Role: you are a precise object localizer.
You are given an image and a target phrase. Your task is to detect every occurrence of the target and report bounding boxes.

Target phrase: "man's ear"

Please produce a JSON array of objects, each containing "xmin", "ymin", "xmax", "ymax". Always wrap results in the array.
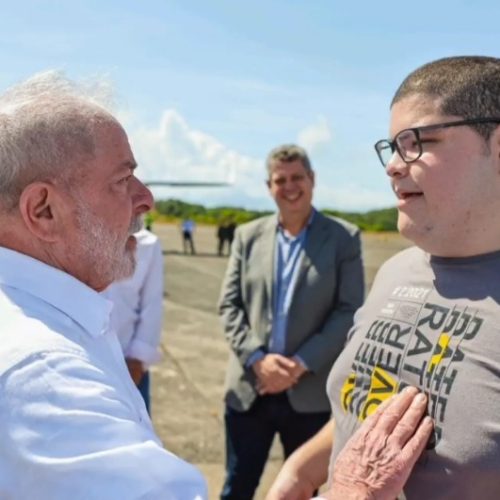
[
  {"xmin": 309, "ymin": 169, "xmax": 315, "ymax": 187},
  {"xmin": 18, "ymin": 182, "xmax": 64, "ymax": 242}
]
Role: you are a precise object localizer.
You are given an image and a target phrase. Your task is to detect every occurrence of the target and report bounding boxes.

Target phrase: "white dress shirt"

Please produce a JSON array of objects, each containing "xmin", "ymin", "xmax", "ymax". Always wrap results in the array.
[
  {"xmin": 0, "ymin": 247, "xmax": 207, "ymax": 500},
  {"xmin": 102, "ymin": 229, "xmax": 163, "ymax": 366}
]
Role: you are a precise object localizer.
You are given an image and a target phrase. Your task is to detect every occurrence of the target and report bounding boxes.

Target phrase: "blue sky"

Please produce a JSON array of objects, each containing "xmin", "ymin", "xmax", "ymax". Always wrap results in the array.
[{"xmin": 2, "ymin": 0, "xmax": 500, "ymax": 211}]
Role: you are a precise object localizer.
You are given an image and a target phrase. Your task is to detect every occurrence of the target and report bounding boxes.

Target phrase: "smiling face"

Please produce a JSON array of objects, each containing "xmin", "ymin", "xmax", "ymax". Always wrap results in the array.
[
  {"xmin": 61, "ymin": 120, "xmax": 153, "ymax": 290},
  {"xmin": 267, "ymin": 159, "xmax": 314, "ymax": 223},
  {"xmin": 386, "ymin": 94, "xmax": 500, "ymax": 256}
]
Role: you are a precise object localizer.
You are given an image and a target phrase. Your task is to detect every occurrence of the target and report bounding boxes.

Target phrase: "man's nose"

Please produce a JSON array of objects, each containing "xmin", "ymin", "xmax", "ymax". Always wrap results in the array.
[
  {"xmin": 385, "ymin": 153, "xmax": 410, "ymax": 178},
  {"xmin": 283, "ymin": 179, "xmax": 298, "ymax": 188},
  {"xmin": 131, "ymin": 177, "xmax": 154, "ymax": 214}
]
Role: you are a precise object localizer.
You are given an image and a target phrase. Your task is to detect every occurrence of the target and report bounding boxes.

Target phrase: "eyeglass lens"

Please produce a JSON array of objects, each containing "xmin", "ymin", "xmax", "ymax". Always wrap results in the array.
[
  {"xmin": 376, "ymin": 129, "xmax": 422, "ymax": 166},
  {"xmin": 396, "ymin": 129, "xmax": 421, "ymax": 163}
]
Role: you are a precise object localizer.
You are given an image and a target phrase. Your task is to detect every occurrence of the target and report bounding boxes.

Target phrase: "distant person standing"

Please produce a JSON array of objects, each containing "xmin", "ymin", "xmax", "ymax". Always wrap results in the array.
[
  {"xmin": 182, "ymin": 218, "xmax": 196, "ymax": 255},
  {"xmin": 217, "ymin": 222, "xmax": 228, "ymax": 257},
  {"xmin": 102, "ymin": 227, "xmax": 164, "ymax": 413},
  {"xmin": 218, "ymin": 144, "xmax": 365, "ymax": 499},
  {"xmin": 217, "ymin": 219, "xmax": 237, "ymax": 257}
]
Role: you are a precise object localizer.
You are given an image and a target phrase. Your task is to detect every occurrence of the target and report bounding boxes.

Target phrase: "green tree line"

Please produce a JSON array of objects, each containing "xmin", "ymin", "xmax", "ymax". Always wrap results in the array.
[{"xmin": 153, "ymin": 199, "xmax": 398, "ymax": 231}]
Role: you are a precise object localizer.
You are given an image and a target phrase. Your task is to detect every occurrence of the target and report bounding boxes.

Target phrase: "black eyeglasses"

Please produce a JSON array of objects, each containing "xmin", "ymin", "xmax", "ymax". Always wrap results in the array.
[{"xmin": 374, "ymin": 117, "xmax": 500, "ymax": 167}]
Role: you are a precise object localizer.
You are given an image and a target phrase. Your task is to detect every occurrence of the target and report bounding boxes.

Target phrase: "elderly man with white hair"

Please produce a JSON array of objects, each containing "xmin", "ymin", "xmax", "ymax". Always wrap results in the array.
[{"xmin": 0, "ymin": 71, "xmax": 207, "ymax": 499}]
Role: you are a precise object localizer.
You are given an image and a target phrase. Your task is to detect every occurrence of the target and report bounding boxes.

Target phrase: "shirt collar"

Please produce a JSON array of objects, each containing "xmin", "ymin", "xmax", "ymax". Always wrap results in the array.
[
  {"xmin": 0, "ymin": 247, "xmax": 112, "ymax": 338},
  {"xmin": 277, "ymin": 207, "xmax": 316, "ymax": 237}
]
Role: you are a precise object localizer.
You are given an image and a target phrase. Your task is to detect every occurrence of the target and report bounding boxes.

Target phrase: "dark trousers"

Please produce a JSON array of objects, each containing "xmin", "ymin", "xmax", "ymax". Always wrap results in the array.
[
  {"xmin": 218, "ymin": 237, "xmax": 234, "ymax": 256},
  {"xmin": 220, "ymin": 393, "xmax": 330, "ymax": 500},
  {"xmin": 183, "ymin": 232, "xmax": 195, "ymax": 254},
  {"xmin": 137, "ymin": 370, "xmax": 150, "ymax": 414}
]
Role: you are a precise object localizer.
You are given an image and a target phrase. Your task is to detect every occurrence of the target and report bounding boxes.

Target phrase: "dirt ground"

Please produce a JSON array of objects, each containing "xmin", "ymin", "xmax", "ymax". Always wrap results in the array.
[{"xmin": 149, "ymin": 224, "xmax": 412, "ymax": 499}]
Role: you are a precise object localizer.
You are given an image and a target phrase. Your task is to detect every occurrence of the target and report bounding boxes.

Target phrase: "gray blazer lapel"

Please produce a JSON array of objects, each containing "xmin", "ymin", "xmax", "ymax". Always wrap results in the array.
[
  {"xmin": 256, "ymin": 214, "xmax": 278, "ymax": 312},
  {"xmin": 293, "ymin": 212, "xmax": 330, "ymax": 292}
]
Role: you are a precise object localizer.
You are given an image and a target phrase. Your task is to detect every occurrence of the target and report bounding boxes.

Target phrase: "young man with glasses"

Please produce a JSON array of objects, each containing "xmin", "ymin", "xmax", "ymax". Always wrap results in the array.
[{"xmin": 267, "ymin": 55, "xmax": 500, "ymax": 500}]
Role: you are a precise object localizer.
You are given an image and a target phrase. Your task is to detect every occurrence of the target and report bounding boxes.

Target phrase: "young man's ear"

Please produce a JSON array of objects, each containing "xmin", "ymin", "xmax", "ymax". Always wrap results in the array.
[{"xmin": 18, "ymin": 182, "xmax": 64, "ymax": 242}]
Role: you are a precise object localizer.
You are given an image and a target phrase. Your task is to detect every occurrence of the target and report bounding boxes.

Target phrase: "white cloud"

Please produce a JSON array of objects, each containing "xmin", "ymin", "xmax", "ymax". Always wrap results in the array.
[
  {"xmin": 297, "ymin": 116, "xmax": 332, "ymax": 153},
  {"xmin": 125, "ymin": 108, "xmax": 394, "ymax": 211},
  {"xmin": 127, "ymin": 109, "xmax": 266, "ymax": 206}
]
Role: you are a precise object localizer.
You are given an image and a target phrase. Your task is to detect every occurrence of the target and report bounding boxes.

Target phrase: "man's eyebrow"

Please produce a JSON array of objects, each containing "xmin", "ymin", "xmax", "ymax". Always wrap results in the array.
[{"xmin": 120, "ymin": 160, "xmax": 138, "ymax": 171}]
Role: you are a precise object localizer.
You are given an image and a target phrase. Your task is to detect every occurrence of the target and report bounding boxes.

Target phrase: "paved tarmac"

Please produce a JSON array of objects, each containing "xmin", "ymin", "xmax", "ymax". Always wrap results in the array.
[{"xmin": 149, "ymin": 223, "xmax": 411, "ymax": 499}]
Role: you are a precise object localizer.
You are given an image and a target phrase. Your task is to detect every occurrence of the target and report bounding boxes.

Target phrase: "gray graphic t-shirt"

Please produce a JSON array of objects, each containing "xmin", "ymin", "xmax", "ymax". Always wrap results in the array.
[{"xmin": 327, "ymin": 246, "xmax": 500, "ymax": 500}]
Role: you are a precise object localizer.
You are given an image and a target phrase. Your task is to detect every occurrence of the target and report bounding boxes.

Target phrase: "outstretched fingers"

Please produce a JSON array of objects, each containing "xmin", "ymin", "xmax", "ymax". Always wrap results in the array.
[
  {"xmin": 388, "ymin": 390, "xmax": 430, "ymax": 448},
  {"xmin": 399, "ymin": 415, "xmax": 434, "ymax": 465},
  {"xmin": 367, "ymin": 386, "xmax": 420, "ymax": 437},
  {"xmin": 328, "ymin": 387, "xmax": 433, "ymax": 500}
]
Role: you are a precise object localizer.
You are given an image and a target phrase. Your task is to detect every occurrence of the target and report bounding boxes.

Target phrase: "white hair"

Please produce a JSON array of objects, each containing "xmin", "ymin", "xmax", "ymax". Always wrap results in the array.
[{"xmin": 0, "ymin": 70, "xmax": 118, "ymax": 210}]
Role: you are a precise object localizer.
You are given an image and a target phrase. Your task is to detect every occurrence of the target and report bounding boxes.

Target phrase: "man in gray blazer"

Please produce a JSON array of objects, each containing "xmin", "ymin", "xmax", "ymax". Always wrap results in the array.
[{"xmin": 218, "ymin": 144, "xmax": 365, "ymax": 499}]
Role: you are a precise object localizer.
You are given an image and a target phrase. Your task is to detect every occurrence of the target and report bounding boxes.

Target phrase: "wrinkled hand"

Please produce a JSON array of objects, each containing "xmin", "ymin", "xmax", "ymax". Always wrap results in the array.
[
  {"xmin": 126, "ymin": 358, "xmax": 145, "ymax": 386},
  {"xmin": 325, "ymin": 386, "xmax": 433, "ymax": 500},
  {"xmin": 253, "ymin": 354, "xmax": 302, "ymax": 395}
]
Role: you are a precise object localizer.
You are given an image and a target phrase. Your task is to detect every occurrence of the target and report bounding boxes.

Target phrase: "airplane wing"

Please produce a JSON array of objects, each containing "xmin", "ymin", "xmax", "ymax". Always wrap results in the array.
[
  {"xmin": 144, "ymin": 180, "xmax": 232, "ymax": 187},
  {"xmin": 144, "ymin": 165, "xmax": 236, "ymax": 188}
]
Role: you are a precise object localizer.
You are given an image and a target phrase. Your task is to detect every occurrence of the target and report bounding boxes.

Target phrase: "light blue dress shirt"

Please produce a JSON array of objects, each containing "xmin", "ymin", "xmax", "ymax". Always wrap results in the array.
[
  {"xmin": 0, "ymin": 247, "xmax": 207, "ymax": 499},
  {"xmin": 269, "ymin": 221, "xmax": 310, "ymax": 353},
  {"xmin": 247, "ymin": 210, "xmax": 315, "ymax": 367}
]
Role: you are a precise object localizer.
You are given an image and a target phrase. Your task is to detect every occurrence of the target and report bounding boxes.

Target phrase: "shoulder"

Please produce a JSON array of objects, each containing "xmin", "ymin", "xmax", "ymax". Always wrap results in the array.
[
  {"xmin": 0, "ymin": 283, "xmax": 107, "ymax": 376},
  {"xmin": 373, "ymin": 246, "xmax": 426, "ymax": 284},
  {"xmin": 135, "ymin": 230, "xmax": 162, "ymax": 263},
  {"xmin": 0, "ymin": 316, "xmax": 88, "ymax": 378},
  {"xmin": 235, "ymin": 214, "xmax": 276, "ymax": 239},
  {"xmin": 380, "ymin": 245, "xmax": 424, "ymax": 269},
  {"xmin": 316, "ymin": 212, "xmax": 360, "ymax": 240},
  {"xmin": 135, "ymin": 229, "xmax": 159, "ymax": 247}
]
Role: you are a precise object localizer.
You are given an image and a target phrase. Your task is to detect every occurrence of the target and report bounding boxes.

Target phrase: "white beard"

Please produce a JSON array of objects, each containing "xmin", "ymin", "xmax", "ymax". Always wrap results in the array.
[{"xmin": 74, "ymin": 198, "xmax": 141, "ymax": 284}]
